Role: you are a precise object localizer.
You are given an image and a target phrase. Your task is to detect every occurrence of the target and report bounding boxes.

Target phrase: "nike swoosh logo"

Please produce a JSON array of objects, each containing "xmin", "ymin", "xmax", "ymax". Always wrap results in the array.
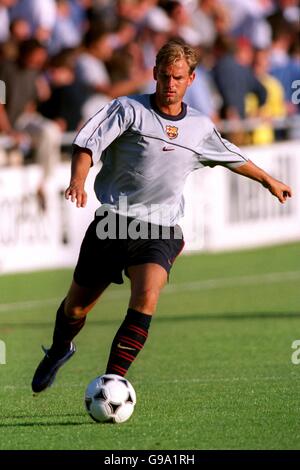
[
  {"xmin": 117, "ymin": 343, "xmax": 135, "ymax": 351},
  {"xmin": 162, "ymin": 146, "xmax": 175, "ymax": 151}
]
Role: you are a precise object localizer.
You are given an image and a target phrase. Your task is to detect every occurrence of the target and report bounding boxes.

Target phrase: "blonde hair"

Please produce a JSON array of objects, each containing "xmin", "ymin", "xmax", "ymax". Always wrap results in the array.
[{"xmin": 155, "ymin": 40, "xmax": 198, "ymax": 74}]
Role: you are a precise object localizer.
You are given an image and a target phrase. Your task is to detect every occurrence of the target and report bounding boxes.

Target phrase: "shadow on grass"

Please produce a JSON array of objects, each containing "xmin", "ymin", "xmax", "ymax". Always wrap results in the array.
[
  {"xmin": 0, "ymin": 421, "xmax": 91, "ymax": 427},
  {"xmin": 0, "ymin": 412, "xmax": 93, "ymax": 427},
  {"xmin": 1, "ymin": 311, "xmax": 300, "ymax": 330},
  {"xmin": 1, "ymin": 412, "xmax": 84, "ymax": 420}
]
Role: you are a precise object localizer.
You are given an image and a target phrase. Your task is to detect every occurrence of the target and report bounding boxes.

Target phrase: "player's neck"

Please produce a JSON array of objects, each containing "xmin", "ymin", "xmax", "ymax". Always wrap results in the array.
[{"xmin": 154, "ymin": 95, "xmax": 183, "ymax": 117}]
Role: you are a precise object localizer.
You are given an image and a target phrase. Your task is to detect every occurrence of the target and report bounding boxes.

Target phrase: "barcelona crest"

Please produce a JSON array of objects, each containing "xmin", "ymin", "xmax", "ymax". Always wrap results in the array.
[{"xmin": 165, "ymin": 125, "xmax": 178, "ymax": 139}]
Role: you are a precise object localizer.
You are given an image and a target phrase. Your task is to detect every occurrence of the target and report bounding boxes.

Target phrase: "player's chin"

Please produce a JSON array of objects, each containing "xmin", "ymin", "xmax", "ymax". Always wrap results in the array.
[
  {"xmin": 162, "ymin": 94, "xmax": 177, "ymax": 104},
  {"xmin": 161, "ymin": 97, "xmax": 173, "ymax": 105}
]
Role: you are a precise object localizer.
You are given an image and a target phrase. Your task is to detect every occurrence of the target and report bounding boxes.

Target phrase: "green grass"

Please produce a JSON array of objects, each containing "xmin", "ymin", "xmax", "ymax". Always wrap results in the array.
[{"xmin": 0, "ymin": 242, "xmax": 300, "ymax": 450}]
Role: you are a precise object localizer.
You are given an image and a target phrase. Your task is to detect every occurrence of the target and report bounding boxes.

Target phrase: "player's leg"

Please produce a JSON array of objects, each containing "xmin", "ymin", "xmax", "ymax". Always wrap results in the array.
[
  {"xmin": 128, "ymin": 263, "xmax": 167, "ymax": 313},
  {"xmin": 32, "ymin": 280, "xmax": 110, "ymax": 393},
  {"xmin": 31, "ymin": 215, "xmax": 115, "ymax": 393},
  {"xmin": 105, "ymin": 263, "xmax": 167, "ymax": 376},
  {"xmin": 105, "ymin": 222, "xmax": 184, "ymax": 377},
  {"xmin": 51, "ymin": 279, "xmax": 111, "ymax": 354},
  {"xmin": 46, "ymin": 214, "xmax": 119, "ymax": 355}
]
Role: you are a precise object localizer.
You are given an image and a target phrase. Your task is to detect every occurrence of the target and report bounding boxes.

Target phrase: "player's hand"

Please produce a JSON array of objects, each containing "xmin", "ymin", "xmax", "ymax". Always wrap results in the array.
[
  {"xmin": 266, "ymin": 178, "xmax": 292, "ymax": 204},
  {"xmin": 65, "ymin": 181, "xmax": 87, "ymax": 208}
]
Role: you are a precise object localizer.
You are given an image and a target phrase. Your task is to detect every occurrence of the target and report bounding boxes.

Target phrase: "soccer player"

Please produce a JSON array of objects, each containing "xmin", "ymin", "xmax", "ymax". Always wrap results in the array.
[{"xmin": 32, "ymin": 40, "xmax": 292, "ymax": 393}]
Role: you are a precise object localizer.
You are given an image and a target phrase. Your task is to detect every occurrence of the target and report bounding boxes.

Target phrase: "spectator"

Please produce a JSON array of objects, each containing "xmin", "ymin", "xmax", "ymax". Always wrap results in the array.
[
  {"xmin": 279, "ymin": 0, "xmax": 300, "ymax": 30},
  {"xmin": 0, "ymin": 0, "xmax": 18, "ymax": 45},
  {"xmin": 10, "ymin": 18, "xmax": 31, "ymax": 43},
  {"xmin": 162, "ymin": 0, "xmax": 203, "ymax": 46},
  {"xmin": 85, "ymin": 0, "xmax": 118, "ymax": 32},
  {"xmin": 48, "ymin": 0, "xmax": 82, "ymax": 56},
  {"xmin": 11, "ymin": 0, "xmax": 57, "ymax": 44},
  {"xmin": 76, "ymin": 28, "xmax": 151, "ymax": 118},
  {"xmin": 184, "ymin": 47, "xmax": 221, "ymax": 121},
  {"xmin": 0, "ymin": 18, "xmax": 31, "ymax": 61},
  {"xmin": 39, "ymin": 49, "xmax": 89, "ymax": 132},
  {"xmin": 0, "ymin": 39, "xmax": 62, "ymax": 209},
  {"xmin": 138, "ymin": 4, "xmax": 173, "ymax": 92},
  {"xmin": 220, "ymin": 0, "xmax": 274, "ymax": 48},
  {"xmin": 191, "ymin": 0, "xmax": 231, "ymax": 47},
  {"xmin": 269, "ymin": 20, "xmax": 300, "ymax": 117},
  {"xmin": 116, "ymin": 0, "xmax": 155, "ymax": 25},
  {"xmin": 69, "ymin": 0, "xmax": 93, "ymax": 31},
  {"xmin": 212, "ymin": 35, "xmax": 267, "ymax": 144},
  {"xmin": 246, "ymin": 48, "xmax": 287, "ymax": 144}
]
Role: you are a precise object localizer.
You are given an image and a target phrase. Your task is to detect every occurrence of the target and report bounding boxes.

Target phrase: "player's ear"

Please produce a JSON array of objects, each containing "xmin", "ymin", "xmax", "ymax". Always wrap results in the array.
[
  {"xmin": 188, "ymin": 71, "xmax": 195, "ymax": 86},
  {"xmin": 153, "ymin": 66, "xmax": 157, "ymax": 81}
]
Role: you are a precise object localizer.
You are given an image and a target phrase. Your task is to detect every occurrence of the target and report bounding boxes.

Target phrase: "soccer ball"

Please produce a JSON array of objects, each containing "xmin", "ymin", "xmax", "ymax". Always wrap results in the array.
[{"xmin": 84, "ymin": 374, "xmax": 136, "ymax": 423}]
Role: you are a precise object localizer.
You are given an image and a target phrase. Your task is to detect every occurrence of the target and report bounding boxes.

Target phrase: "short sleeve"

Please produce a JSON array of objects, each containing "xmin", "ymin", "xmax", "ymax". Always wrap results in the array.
[
  {"xmin": 73, "ymin": 98, "xmax": 133, "ymax": 165},
  {"xmin": 201, "ymin": 128, "xmax": 249, "ymax": 169}
]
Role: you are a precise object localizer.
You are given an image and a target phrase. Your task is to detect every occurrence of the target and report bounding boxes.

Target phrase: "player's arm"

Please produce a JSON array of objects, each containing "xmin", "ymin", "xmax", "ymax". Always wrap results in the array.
[
  {"xmin": 201, "ymin": 127, "xmax": 292, "ymax": 204},
  {"xmin": 231, "ymin": 160, "xmax": 292, "ymax": 204},
  {"xmin": 65, "ymin": 145, "xmax": 93, "ymax": 208}
]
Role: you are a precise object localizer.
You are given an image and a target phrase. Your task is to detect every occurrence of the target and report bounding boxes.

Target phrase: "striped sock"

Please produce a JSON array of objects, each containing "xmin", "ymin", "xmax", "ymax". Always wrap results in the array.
[{"xmin": 105, "ymin": 308, "xmax": 152, "ymax": 376}]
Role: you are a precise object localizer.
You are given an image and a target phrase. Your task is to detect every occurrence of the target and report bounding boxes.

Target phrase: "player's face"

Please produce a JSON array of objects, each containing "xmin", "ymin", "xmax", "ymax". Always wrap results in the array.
[{"xmin": 154, "ymin": 59, "xmax": 195, "ymax": 109}]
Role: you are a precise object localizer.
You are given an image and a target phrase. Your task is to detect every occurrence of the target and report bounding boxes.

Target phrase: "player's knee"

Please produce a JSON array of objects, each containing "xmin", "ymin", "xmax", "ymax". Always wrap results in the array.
[
  {"xmin": 64, "ymin": 303, "xmax": 87, "ymax": 319},
  {"xmin": 130, "ymin": 288, "xmax": 160, "ymax": 313}
]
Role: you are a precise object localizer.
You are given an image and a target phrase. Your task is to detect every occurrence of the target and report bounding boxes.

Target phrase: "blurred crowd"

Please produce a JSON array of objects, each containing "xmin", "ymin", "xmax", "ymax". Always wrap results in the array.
[{"xmin": 0, "ymin": 0, "xmax": 299, "ymax": 206}]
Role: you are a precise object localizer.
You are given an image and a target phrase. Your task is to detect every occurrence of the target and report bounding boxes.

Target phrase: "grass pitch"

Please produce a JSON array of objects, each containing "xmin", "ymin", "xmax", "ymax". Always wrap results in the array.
[{"xmin": 0, "ymin": 242, "xmax": 300, "ymax": 450}]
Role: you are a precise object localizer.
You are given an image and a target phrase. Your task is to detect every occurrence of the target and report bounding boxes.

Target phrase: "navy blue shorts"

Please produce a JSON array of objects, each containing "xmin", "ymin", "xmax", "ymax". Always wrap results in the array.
[{"xmin": 74, "ymin": 214, "xmax": 184, "ymax": 287}]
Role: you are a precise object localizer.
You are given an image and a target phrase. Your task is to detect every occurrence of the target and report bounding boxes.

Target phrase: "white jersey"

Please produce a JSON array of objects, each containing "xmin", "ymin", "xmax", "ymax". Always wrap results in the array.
[{"xmin": 73, "ymin": 94, "xmax": 248, "ymax": 226}]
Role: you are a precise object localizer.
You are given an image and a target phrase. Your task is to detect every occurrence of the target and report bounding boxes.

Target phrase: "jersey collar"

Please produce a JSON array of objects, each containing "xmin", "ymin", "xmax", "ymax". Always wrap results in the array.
[{"xmin": 150, "ymin": 94, "xmax": 187, "ymax": 121}]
